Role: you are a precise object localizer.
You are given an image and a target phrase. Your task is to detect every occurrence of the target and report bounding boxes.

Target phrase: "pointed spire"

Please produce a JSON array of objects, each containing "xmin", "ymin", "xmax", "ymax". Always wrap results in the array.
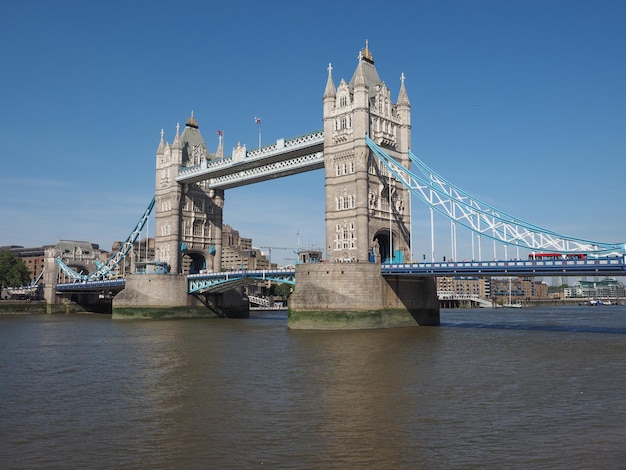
[
  {"xmin": 397, "ymin": 72, "xmax": 410, "ymax": 107},
  {"xmin": 324, "ymin": 62, "xmax": 336, "ymax": 99},
  {"xmin": 353, "ymin": 59, "xmax": 367, "ymax": 89},
  {"xmin": 360, "ymin": 39, "xmax": 374, "ymax": 64},
  {"xmin": 350, "ymin": 40, "xmax": 380, "ymax": 94},
  {"xmin": 216, "ymin": 130, "xmax": 224, "ymax": 158},
  {"xmin": 172, "ymin": 122, "xmax": 181, "ymax": 149},
  {"xmin": 157, "ymin": 128, "xmax": 165, "ymax": 154},
  {"xmin": 186, "ymin": 110, "xmax": 199, "ymax": 129}
]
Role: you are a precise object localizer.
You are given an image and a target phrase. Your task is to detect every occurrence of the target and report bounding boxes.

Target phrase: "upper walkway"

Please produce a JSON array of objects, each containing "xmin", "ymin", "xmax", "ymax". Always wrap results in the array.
[{"xmin": 176, "ymin": 130, "xmax": 324, "ymax": 189}]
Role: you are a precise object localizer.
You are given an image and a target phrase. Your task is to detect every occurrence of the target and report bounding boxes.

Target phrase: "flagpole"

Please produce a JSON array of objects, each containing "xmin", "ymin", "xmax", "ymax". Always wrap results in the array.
[{"xmin": 255, "ymin": 117, "xmax": 261, "ymax": 149}]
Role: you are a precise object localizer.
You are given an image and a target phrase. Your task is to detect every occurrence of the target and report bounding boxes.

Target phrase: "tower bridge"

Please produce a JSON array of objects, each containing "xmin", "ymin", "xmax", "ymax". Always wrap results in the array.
[{"xmin": 48, "ymin": 43, "xmax": 626, "ymax": 327}]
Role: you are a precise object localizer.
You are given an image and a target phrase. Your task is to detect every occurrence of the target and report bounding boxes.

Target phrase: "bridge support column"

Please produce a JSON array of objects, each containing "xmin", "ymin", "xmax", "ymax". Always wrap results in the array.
[
  {"xmin": 288, "ymin": 263, "xmax": 439, "ymax": 329},
  {"xmin": 43, "ymin": 247, "xmax": 66, "ymax": 313},
  {"xmin": 112, "ymin": 274, "xmax": 249, "ymax": 319}
]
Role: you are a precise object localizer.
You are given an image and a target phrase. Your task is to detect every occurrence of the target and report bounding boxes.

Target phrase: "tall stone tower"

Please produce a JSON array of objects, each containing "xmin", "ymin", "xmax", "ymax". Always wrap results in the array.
[
  {"xmin": 289, "ymin": 46, "xmax": 438, "ymax": 329},
  {"xmin": 154, "ymin": 113, "xmax": 224, "ymax": 275},
  {"xmin": 323, "ymin": 42, "xmax": 412, "ymax": 264}
]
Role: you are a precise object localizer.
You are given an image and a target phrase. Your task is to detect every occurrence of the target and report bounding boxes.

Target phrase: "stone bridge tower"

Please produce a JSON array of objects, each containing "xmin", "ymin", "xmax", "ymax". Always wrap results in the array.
[
  {"xmin": 154, "ymin": 113, "xmax": 224, "ymax": 275},
  {"xmin": 323, "ymin": 42, "xmax": 412, "ymax": 264},
  {"xmin": 289, "ymin": 46, "xmax": 438, "ymax": 329}
]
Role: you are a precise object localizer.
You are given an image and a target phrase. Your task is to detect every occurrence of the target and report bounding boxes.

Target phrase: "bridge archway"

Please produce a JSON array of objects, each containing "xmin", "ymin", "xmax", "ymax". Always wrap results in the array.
[
  {"xmin": 67, "ymin": 263, "xmax": 90, "ymax": 274},
  {"xmin": 58, "ymin": 262, "xmax": 90, "ymax": 283},
  {"xmin": 183, "ymin": 251, "xmax": 207, "ymax": 275},
  {"xmin": 373, "ymin": 231, "xmax": 392, "ymax": 264}
]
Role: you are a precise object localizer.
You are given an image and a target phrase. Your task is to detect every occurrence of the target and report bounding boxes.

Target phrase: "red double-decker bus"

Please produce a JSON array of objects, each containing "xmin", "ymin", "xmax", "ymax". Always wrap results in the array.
[{"xmin": 528, "ymin": 252, "xmax": 587, "ymax": 260}]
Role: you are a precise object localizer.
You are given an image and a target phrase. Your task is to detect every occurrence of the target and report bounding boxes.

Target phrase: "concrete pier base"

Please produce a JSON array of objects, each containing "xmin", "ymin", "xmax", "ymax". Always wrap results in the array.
[
  {"xmin": 112, "ymin": 274, "xmax": 249, "ymax": 319},
  {"xmin": 288, "ymin": 263, "xmax": 440, "ymax": 330}
]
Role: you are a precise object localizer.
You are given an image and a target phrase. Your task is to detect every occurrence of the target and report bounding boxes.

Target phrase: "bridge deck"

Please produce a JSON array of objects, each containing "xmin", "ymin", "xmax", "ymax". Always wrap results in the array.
[
  {"xmin": 54, "ymin": 257, "xmax": 626, "ymax": 294},
  {"xmin": 382, "ymin": 257, "xmax": 626, "ymax": 277},
  {"xmin": 176, "ymin": 131, "xmax": 324, "ymax": 188},
  {"xmin": 188, "ymin": 269, "xmax": 296, "ymax": 294},
  {"xmin": 56, "ymin": 278, "xmax": 126, "ymax": 292}
]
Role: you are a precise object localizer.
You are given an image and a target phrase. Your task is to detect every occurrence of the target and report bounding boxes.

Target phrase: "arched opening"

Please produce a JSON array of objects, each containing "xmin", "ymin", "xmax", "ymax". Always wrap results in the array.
[
  {"xmin": 68, "ymin": 263, "xmax": 90, "ymax": 275},
  {"xmin": 59, "ymin": 263, "xmax": 90, "ymax": 283},
  {"xmin": 373, "ymin": 231, "xmax": 392, "ymax": 264},
  {"xmin": 183, "ymin": 251, "xmax": 207, "ymax": 274}
]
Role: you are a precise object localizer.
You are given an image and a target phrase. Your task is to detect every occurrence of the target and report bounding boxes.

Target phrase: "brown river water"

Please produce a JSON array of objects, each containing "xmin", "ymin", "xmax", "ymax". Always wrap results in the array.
[{"xmin": 1, "ymin": 306, "xmax": 625, "ymax": 469}]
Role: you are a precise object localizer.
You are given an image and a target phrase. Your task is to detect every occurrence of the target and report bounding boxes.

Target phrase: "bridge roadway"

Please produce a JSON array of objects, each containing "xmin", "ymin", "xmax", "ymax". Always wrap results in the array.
[
  {"xmin": 54, "ymin": 256, "xmax": 626, "ymax": 294},
  {"xmin": 381, "ymin": 256, "xmax": 626, "ymax": 277},
  {"xmin": 176, "ymin": 130, "xmax": 324, "ymax": 189},
  {"xmin": 187, "ymin": 269, "xmax": 296, "ymax": 294},
  {"xmin": 56, "ymin": 278, "xmax": 126, "ymax": 293}
]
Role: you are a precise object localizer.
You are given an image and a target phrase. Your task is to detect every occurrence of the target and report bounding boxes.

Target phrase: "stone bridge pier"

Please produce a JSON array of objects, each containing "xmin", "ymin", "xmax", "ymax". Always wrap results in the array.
[
  {"xmin": 288, "ymin": 263, "xmax": 439, "ymax": 329},
  {"xmin": 112, "ymin": 274, "xmax": 249, "ymax": 319}
]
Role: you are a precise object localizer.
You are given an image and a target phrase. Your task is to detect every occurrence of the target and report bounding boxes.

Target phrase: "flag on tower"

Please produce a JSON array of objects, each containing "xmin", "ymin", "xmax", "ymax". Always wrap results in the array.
[
  {"xmin": 254, "ymin": 117, "xmax": 261, "ymax": 124},
  {"xmin": 216, "ymin": 130, "xmax": 223, "ymax": 136}
]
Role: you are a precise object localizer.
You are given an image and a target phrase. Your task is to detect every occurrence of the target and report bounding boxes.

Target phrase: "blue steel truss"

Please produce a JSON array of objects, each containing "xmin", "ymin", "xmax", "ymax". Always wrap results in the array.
[
  {"xmin": 56, "ymin": 198, "xmax": 156, "ymax": 281},
  {"xmin": 188, "ymin": 269, "xmax": 295, "ymax": 294},
  {"xmin": 366, "ymin": 136, "xmax": 625, "ymax": 256}
]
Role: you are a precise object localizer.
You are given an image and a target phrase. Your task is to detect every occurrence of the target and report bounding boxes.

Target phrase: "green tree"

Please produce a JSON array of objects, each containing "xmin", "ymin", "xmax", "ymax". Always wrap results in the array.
[
  {"xmin": 273, "ymin": 282, "xmax": 293, "ymax": 299},
  {"xmin": 0, "ymin": 252, "xmax": 31, "ymax": 289}
]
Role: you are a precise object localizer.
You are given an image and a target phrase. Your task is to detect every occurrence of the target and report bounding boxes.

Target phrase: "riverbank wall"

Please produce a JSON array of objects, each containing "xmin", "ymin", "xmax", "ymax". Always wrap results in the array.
[{"xmin": 0, "ymin": 301, "xmax": 90, "ymax": 314}]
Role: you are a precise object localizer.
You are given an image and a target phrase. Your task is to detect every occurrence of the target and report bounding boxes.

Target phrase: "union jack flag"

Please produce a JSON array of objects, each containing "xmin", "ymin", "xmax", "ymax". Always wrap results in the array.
[{"xmin": 254, "ymin": 117, "xmax": 261, "ymax": 124}]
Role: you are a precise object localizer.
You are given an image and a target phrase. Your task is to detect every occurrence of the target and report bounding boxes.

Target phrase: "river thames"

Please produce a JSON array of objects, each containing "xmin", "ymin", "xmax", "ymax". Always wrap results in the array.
[{"xmin": 1, "ymin": 306, "xmax": 625, "ymax": 469}]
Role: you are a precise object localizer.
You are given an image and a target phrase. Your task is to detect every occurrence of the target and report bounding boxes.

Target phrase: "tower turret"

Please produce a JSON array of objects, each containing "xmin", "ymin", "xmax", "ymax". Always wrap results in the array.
[
  {"xmin": 154, "ymin": 113, "xmax": 224, "ymax": 274},
  {"xmin": 322, "ymin": 42, "xmax": 412, "ymax": 263},
  {"xmin": 396, "ymin": 73, "xmax": 411, "ymax": 154}
]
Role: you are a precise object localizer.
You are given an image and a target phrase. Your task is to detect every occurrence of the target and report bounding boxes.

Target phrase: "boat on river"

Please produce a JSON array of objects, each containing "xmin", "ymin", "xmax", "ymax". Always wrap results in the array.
[{"xmin": 503, "ymin": 277, "xmax": 522, "ymax": 308}]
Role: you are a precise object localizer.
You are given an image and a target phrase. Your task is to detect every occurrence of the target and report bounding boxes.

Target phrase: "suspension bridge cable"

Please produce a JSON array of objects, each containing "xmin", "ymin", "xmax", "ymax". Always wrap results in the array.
[{"xmin": 366, "ymin": 136, "xmax": 624, "ymax": 255}]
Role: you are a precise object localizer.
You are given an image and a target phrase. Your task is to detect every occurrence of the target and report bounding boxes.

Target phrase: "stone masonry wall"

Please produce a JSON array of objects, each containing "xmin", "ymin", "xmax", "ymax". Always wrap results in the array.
[
  {"xmin": 113, "ymin": 274, "xmax": 196, "ymax": 308},
  {"xmin": 288, "ymin": 263, "xmax": 440, "ymax": 329}
]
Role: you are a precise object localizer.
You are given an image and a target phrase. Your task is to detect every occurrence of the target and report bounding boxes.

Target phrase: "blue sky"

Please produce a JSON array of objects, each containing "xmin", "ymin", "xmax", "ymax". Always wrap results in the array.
[{"xmin": 1, "ymin": 0, "xmax": 625, "ymax": 265}]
